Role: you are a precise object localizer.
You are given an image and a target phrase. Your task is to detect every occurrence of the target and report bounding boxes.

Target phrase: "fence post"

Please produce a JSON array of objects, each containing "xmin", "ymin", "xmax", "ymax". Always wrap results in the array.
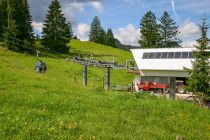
[
  {"xmin": 105, "ymin": 66, "xmax": 110, "ymax": 90},
  {"xmin": 83, "ymin": 64, "xmax": 87, "ymax": 86},
  {"xmin": 169, "ymin": 77, "xmax": 176, "ymax": 99},
  {"xmin": 131, "ymin": 82, "xmax": 134, "ymax": 94}
]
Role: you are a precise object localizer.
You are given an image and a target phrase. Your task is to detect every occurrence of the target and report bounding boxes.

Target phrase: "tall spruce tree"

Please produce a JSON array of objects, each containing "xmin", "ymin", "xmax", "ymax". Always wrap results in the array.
[
  {"xmin": 139, "ymin": 11, "xmax": 161, "ymax": 48},
  {"xmin": 19, "ymin": 0, "xmax": 34, "ymax": 53},
  {"xmin": 4, "ymin": 20, "xmax": 18, "ymax": 51},
  {"xmin": 4, "ymin": 0, "xmax": 18, "ymax": 51},
  {"xmin": 159, "ymin": 11, "xmax": 181, "ymax": 48},
  {"xmin": 0, "ymin": 0, "xmax": 7, "ymax": 39},
  {"xmin": 186, "ymin": 17, "xmax": 210, "ymax": 96},
  {"xmin": 89, "ymin": 16, "xmax": 105, "ymax": 44},
  {"xmin": 66, "ymin": 21, "xmax": 73, "ymax": 40},
  {"xmin": 4, "ymin": 0, "xmax": 34, "ymax": 53},
  {"xmin": 105, "ymin": 28, "xmax": 116, "ymax": 48},
  {"xmin": 42, "ymin": 0, "xmax": 72, "ymax": 53}
]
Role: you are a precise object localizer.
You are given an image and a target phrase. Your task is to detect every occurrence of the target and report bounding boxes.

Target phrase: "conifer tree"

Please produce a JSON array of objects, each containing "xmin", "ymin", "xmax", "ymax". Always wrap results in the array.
[
  {"xmin": 89, "ymin": 16, "xmax": 105, "ymax": 44},
  {"xmin": 105, "ymin": 28, "xmax": 116, "ymax": 48},
  {"xmin": 3, "ymin": 0, "xmax": 18, "ymax": 50},
  {"xmin": 4, "ymin": 20, "xmax": 18, "ymax": 50},
  {"xmin": 4, "ymin": 0, "xmax": 34, "ymax": 53},
  {"xmin": 66, "ymin": 21, "xmax": 73, "ymax": 40},
  {"xmin": 159, "ymin": 11, "xmax": 181, "ymax": 48},
  {"xmin": 139, "ymin": 11, "xmax": 161, "ymax": 48},
  {"xmin": 18, "ymin": 0, "xmax": 34, "ymax": 53},
  {"xmin": 0, "ymin": 0, "xmax": 7, "ymax": 38},
  {"xmin": 186, "ymin": 17, "xmax": 210, "ymax": 96},
  {"xmin": 42, "ymin": 0, "xmax": 72, "ymax": 53}
]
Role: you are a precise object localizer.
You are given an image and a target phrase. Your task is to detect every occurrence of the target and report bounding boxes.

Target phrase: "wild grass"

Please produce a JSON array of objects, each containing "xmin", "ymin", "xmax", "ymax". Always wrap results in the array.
[
  {"xmin": 69, "ymin": 40, "xmax": 133, "ymax": 64},
  {"xmin": 0, "ymin": 47, "xmax": 210, "ymax": 139}
]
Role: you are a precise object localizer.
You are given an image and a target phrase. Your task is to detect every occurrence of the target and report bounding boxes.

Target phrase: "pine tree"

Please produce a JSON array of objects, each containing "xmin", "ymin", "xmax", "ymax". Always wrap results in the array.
[
  {"xmin": 4, "ymin": 0, "xmax": 34, "ymax": 53},
  {"xmin": 159, "ymin": 11, "xmax": 181, "ymax": 48},
  {"xmin": 4, "ymin": 20, "xmax": 18, "ymax": 50},
  {"xmin": 186, "ymin": 17, "xmax": 210, "ymax": 96},
  {"xmin": 3, "ymin": 0, "xmax": 18, "ymax": 51},
  {"xmin": 0, "ymin": 0, "xmax": 7, "ymax": 39},
  {"xmin": 89, "ymin": 16, "xmax": 105, "ymax": 44},
  {"xmin": 101, "ymin": 28, "xmax": 106, "ymax": 44},
  {"xmin": 19, "ymin": 0, "xmax": 34, "ymax": 53},
  {"xmin": 66, "ymin": 21, "xmax": 73, "ymax": 40},
  {"xmin": 105, "ymin": 28, "xmax": 116, "ymax": 48},
  {"xmin": 139, "ymin": 11, "xmax": 161, "ymax": 48},
  {"xmin": 42, "ymin": 0, "xmax": 72, "ymax": 53}
]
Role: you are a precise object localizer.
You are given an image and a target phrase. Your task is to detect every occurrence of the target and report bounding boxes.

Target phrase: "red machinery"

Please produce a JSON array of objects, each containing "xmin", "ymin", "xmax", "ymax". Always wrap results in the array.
[{"xmin": 137, "ymin": 82, "xmax": 169, "ymax": 93}]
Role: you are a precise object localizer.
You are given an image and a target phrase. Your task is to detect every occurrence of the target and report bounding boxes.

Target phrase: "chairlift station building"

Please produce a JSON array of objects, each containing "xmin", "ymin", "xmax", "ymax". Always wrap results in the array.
[{"xmin": 130, "ymin": 47, "xmax": 196, "ymax": 85}]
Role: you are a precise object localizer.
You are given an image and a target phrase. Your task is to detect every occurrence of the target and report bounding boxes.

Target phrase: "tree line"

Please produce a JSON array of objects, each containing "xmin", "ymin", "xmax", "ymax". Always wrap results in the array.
[
  {"xmin": 0, "ymin": 0, "xmax": 182, "ymax": 54},
  {"xmin": 88, "ymin": 11, "xmax": 181, "ymax": 49},
  {"xmin": 139, "ymin": 11, "xmax": 181, "ymax": 48},
  {"xmin": 0, "ymin": 0, "xmax": 35, "ymax": 53},
  {"xmin": 88, "ymin": 16, "xmax": 116, "ymax": 48},
  {"xmin": 0, "ymin": 0, "xmax": 72, "ymax": 54}
]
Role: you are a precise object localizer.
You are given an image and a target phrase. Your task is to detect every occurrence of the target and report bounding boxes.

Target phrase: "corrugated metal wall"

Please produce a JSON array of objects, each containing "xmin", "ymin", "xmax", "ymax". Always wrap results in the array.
[{"xmin": 141, "ymin": 76, "xmax": 169, "ymax": 84}]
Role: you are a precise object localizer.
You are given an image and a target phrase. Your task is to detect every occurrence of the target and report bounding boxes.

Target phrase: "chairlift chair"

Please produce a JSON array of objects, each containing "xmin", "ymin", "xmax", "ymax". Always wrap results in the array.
[{"xmin": 35, "ymin": 60, "xmax": 47, "ymax": 73}]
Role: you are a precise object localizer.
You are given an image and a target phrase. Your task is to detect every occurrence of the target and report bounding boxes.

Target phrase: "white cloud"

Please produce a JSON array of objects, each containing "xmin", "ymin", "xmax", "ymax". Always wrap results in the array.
[
  {"xmin": 182, "ymin": 41, "xmax": 198, "ymax": 48},
  {"xmin": 75, "ymin": 23, "xmax": 90, "ymax": 41},
  {"xmin": 62, "ymin": 2, "xmax": 85, "ymax": 25},
  {"xmin": 178, "ymin": 19, "xmax": 200, "ymax": 47},
  {"xmin": 90, "ymin": 2, "xmax": 103, "ymax": 13},
  {"xmin": 32, "ymin": 21, "xmax": 44, "ymax": 33},
  {"xmin": 63, "ymin": 2, "xmax": 84, "ymax": 14},
  {"xmin": 29, "ymin": 0, "xmax": 103, "ymax": 26},
  {"xmin": 114, "ymin": 24, "xmax": 140, "ymax": 46},
  {"xmin": 62, "ymin": 1, "xmax": 103, "ymax": 25},
  {"xmin": 179, "ymin": 20, "xmax": 200, "ymax": 38}
]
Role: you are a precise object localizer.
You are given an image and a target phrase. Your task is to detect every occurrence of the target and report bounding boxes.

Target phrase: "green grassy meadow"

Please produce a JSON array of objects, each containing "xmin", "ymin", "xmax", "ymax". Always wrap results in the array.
[
  {"xmin": 69, "ymin": 40, "xmax": 133, "ymax": 64},
  {"xmin": 0, "ymin": 44, "xmax": 210, "ymax": 139}
]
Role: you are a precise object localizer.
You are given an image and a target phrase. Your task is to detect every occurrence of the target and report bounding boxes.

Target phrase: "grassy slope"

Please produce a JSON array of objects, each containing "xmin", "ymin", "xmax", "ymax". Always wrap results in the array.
[
  {"xmin": 0, "ymin": 47, "xmax": 210, "ymax": 139},
  {"xmin": 69, "ymin": 40, "xmax": 133, "ymax": 64}
]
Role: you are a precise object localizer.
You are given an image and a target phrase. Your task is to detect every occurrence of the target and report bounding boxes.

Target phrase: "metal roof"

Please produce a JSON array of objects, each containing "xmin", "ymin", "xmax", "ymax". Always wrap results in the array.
[{"xmin": 131, "ymin": 48, "xmax": 197, "ymax": 71}]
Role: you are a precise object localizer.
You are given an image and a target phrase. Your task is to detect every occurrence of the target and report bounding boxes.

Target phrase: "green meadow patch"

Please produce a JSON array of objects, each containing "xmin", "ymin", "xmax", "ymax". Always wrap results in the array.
[
  {"xmin": 69, "ymin": 39, "xmax": 133, "ymax": 64},
  {"xmin": 0, "ymin": 46, "xmax": 210, "ymax": 139}
]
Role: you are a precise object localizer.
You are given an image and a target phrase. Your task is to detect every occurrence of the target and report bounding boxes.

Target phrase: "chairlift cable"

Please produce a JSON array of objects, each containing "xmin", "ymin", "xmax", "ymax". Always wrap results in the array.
[
  {"xmin": 2, "ymin": 34, "xmax": 73, "ymax": 59},
  {"xmin": 0, "ymin": 37, "xmax": 63, "ymax": 59},
  {"xmin": 0, "ymin": 34, "xmax": 122, "ymax": 69},
  {"xmin": 10, "ymin": 40, "xmax": 61, "ymax": 59}
]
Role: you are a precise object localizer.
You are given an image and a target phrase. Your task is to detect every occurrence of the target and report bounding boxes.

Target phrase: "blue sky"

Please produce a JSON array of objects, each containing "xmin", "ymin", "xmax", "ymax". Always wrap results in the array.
[{"xmin": 29, "ymin": 0, "xmax": 210, "ymax": 47}]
